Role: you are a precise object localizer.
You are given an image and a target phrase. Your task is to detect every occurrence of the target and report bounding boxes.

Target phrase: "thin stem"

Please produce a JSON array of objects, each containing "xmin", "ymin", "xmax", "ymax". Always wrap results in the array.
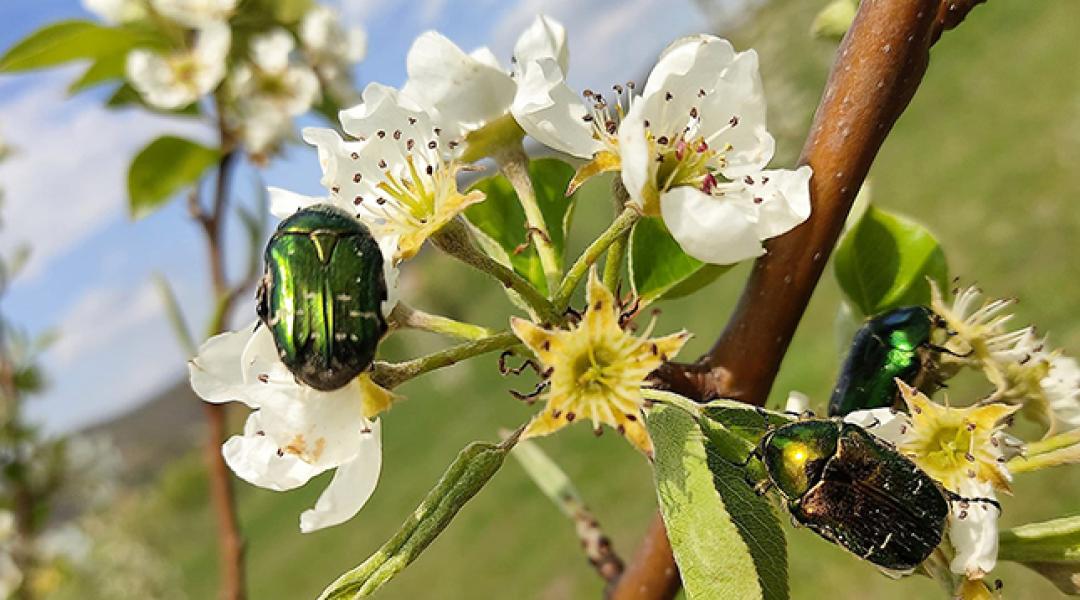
[
  {"xmin": 388, "ymin": 303, "xmax": 495, "ymax": 341},
  {"xmin": 372, "ymin": 331, "xmax": 519, "ymax": 389},
  {"xmin": 494, "ymin": 142, "xmax": 562, "ymax": 294},
  {"xmin": 432, "ymin": 220, "xmax": 559, "ymax": 324},
  {"xmin": 554, "ymin": 207, "xmax": 640, "ymax": 311},
  {"xmin": 602, "ymin": 179, "xmax": 632, "ymax": 292}
]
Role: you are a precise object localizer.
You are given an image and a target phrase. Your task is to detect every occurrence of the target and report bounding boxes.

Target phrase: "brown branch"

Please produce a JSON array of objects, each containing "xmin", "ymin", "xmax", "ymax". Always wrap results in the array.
[
  {"xmin": 197, "ymin": 141, "xmax": 247, "ymax": 600},
  {"xmin": 612, "ymin": 0, "xmax": 986, "ymax": 598}
]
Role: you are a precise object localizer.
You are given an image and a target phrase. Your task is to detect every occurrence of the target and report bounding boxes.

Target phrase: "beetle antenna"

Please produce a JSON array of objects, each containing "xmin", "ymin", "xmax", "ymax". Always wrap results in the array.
[
  {"xmin": 498, "ymin": 350, "xmax": 542, "ymax": 376},
  {"xmin": 926, "ymin": 343, "xmax": 972, "ymax": 359}
]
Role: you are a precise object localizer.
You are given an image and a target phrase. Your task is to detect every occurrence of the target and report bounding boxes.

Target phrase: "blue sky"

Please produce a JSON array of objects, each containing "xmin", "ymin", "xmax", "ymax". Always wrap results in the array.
[{"xmin": 0, "ymin": 0, "xmax": 749, "ymax": 432}]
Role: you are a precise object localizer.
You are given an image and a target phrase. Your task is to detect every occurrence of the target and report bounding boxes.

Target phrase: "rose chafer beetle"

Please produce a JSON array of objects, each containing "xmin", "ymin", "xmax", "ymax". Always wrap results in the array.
[
  {"xmin": 756, "ymin": 418, "xmax": 950, "ymax": 571},
  {"xmin": 828, "ymin": 306, "xmax": 942, "ymax": 417},
  {"xmin": 257, "ymin": 204, "xmax": 388, "ymax": 391}
]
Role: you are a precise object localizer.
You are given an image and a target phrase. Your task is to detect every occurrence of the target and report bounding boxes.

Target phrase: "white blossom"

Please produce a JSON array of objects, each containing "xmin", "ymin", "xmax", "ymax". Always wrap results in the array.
[
  {"xmin": 151, "ymin": 0, "xmax": 236, "ymax": 28},
  {"xmin": 271, "ymin": 83, "xmax": 484, "ymax": 263},
  {"xmin": 513, "ymin": 34, "xmax": 811, "ymax": 265},
  {"xmin": 402, "ymin": 15, "xmax": 567, "ymax": 141},
  {"xmin": 1044, "ymin": 354, "xmax": 1080, "ymax": 428},
  {"xmin": 82, "ymin": 0, "xmax": 146, "ymax": 23},
  {"xmin": 126, "ymin": 23, "xmax": 230, "ymax": 109},
  {"xmin": 189, "ymin": 323, "xmax": 392, "ymax": 532},
  {"xmin": 229, "ymin": 29, "xmax": 320, "ymax": 155}
]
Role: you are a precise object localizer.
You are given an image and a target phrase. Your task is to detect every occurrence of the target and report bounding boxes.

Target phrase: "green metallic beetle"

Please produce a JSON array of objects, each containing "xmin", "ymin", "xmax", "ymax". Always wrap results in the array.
[
  {"xmin": 828, "ymin": 306, "xmax": 941, "ymax": 417},
  {"xmin": 257, "ymin": 204, "xmax": 388, "ymax": 391},
  {"xmin": 756, "ymin": 418, "xmax": 950, "ymax": 571}
]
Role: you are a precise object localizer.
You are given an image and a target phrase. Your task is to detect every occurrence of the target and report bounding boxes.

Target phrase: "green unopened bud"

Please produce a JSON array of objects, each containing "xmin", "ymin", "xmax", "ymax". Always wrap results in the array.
[{"xmin": 999, "ymin": 515, "xmax": 1080, "ymax": 595}]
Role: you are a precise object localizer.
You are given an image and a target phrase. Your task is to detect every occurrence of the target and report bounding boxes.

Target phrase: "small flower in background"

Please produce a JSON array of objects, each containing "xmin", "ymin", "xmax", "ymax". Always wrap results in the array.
[
  {"xmin": 273, "ymin": 83, "xmax": 484, "ymax": 263},
  {"xmin": 513, "ymin": 34, "xmax": 811, "ymax": 265},
  {"xmin": 189, "ymin": 323, "xmax": 396, "ymax": 532},
  {"xmin": 1044, "ymin": 355, "xmax": 1080, "ymax": 429},
  {"xmin": 150, "ymin": 0, "xmax": 237, "ymax": 29},
  {"xmin": 402, "ymin": 15, "xmax": 567, "ymax": 144},
  {"xmin": 126, "ymin": 23, "xmax": 230, "ymax": 109},
  {"xmin": 229, "ymin": 29, "xmax": 320, "ymax": 157},
  {"xmin": 300, "ymin": 5, "xmax": 367, "ymax": 103},
  {"xmin": 81, "ymin": 0, "xmax": 146, "ymax": 24},
  {"xmin": 509, "ymin": 268, "xmax": 691, "ymax": 457}
]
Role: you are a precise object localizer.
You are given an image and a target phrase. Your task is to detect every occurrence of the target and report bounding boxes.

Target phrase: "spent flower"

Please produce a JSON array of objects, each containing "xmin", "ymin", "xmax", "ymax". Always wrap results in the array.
[{"xmin": 509, "ymin": 268, "xmax": 690, "ymax": 457}]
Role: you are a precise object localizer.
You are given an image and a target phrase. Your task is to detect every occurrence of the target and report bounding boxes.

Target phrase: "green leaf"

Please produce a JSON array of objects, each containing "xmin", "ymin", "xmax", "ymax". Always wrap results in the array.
[
  {"xmin": 648, "ymin": 403, "xmax": 788, "ymax": 600},
  {"xmin": 999, "ymin": 515, "xmax": 1080, "ymax": 595},
  {"xmin": 68, "ymin": 52, "xmax": 129, "ymax": 94},
  {"xmin": 629, "ymin": 217, "xmax": 731, "ymax": 305},
  {"xmin": 833, "ymin": 204, "xmax": 949, "ymax": 317},
  {"xmin": 464, "ymin": 158, "xmax": 575, "ymax": 295},
  {"xmin": 319, "ymin": 433, "xmax": 518, "ymax": 599},
  {"xmin": 0, "ymin": 20, "xmax": 144, "ymax": 73},
  {"xmin": 128, "ymin": 136, "xmax": 220, "ymax": 220}
]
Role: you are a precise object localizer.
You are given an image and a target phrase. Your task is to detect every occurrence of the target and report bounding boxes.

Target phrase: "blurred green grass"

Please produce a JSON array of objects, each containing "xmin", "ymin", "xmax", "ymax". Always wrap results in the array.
[{"xmin": 121, "ymin": 1, "xmax": 1080, "ymax": 598}]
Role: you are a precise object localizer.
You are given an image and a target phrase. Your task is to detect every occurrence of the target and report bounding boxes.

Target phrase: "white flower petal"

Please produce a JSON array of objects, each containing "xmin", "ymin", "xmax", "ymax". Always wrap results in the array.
[
  {"xmin": 513, "ymin": 15, "xmax": 568, "ymax": 73},
  {"xmin": 468, "ymin": 47, "xmax": 502, "ymax": 70},
  {"xmin": 844, "ymin": 408, "xmax": 909, "ymax": 445},
  {"xmin": 223, "ymin": 412, "xmax": 324, "ymax": 491},
  {"xmin": 268, "ymin": 187, "xmax": 324, "ymax": 219},
  {"xmin": 617, "ymin": 101, "xmax": 653, "ymax": 210},
  {"xmin": 300, "ymin": 420, "xmax": 382, "ymax": 532},
  {"xmin": 784, "ymin": 391, "xmax": 811, "ymax": 415},
  {"xmin": 948, "ymin": 481, "xmax": 999, "ymax": 578},
  {"xmin": 511, "ymin": 57, "xmax": 602, "ymax": 158},
  {"xmin": 151, "ymin": 0, "xmax": 236, "ymax": 28},
  {"xmin": 189, "ymin": 325, "xmax": 261, "ymax": 408},
  {"xmin": 1046, "ymin": 355, "xmax": 1080, "ymax": 427},
  {"xmin": 251, "ymin": 28, "xmax": 294, "ymax": 74},
  {"xmin": 404, "ymin": 31, "xmax": 515, "ymax": 135},
  {"xmin": 746, "ymin": 166, "xmax": 813, "ymax": 239},
  {"xmin": 82, "ymin": 0, "xmax": 146, "ymax": 23},
  {"xmin": 339, "ymin": 82, "xmax": 427, "ymax": 141},
  {"xmin": 659, "ymin": 186, "xmax": 764, "ymax": 265}
]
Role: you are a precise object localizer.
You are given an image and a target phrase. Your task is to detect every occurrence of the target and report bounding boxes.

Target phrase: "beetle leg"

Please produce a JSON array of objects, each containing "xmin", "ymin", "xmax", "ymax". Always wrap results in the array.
[
  {"xmin": 926, "ymin": 343, "xmax": 973, "ymax": 359},
  {"xmin": 498, "ymin": 350, "xmax": 542, "ymax": 376},
  {"xmin": 944, "ymin": 490, "xmax": 1003, "ymax": 514},
  {"xmin": 509, "ymin": 380, "xmax": 550, "ymax": 404},
  {"xmin": 753, "ymin": 479, "xmax": 773, "ymax": 497}
]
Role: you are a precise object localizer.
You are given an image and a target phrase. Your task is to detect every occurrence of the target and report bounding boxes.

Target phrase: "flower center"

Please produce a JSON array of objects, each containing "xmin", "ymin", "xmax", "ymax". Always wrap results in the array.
[
  {"xmin": 918, "ymin": 421, "xmax": 977, "ymax": 480},
  {"xmin": 580, "ymin": 83, "xmax": 636, "ymax": 150},
  {"xmin": 572, "ymin": 344, "xmax": 620, "ymax": 393}
]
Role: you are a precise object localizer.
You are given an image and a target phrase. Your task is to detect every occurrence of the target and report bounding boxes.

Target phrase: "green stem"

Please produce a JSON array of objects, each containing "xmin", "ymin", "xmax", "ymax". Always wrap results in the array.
[
  {"xmin": 372, "ymin": 331, "xmax": 520, "ymax": 389},
  {"xmin": 554, "ymin": 207, "xmax": 640, "ymax": 311},
  {"xmin": 602, "ymin": 178, "xmax": 632, "ymax": 291},
  {"xmin": 388, "ymin": 303, "xmax": 495, "ymax": 341},
  {"xmin": 493, "ymin": 142, "xmax": 562, "ymax": 294},
  {"xmin": 433, "ymin": 219, "xmax": 559, "ymax": 323}
]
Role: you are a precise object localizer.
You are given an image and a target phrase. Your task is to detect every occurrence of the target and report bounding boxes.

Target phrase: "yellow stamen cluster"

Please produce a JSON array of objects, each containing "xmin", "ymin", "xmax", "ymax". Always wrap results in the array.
[
  {"xmin": 896, "ymin": 381, "xmax": 1018, "ymax": 493},
  {"xmin": 509, "ymin": 269, "xmax": 690, "ymax": 457}
]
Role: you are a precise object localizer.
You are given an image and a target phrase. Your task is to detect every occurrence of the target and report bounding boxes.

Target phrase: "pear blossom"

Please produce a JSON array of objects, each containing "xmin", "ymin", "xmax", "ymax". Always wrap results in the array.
[
  {"xmin": 1044, "ymin": 354, "xmax": 1080, "ymax": 428},
  {"xmin": 848, "ymin": 381, "xmax": 1019, "ymax": 579},
  {"xmin": 82, "ymin": 0, "xmax": 146, "ymax": 24},
  {"xmin": 229, "ymin": 29, "xmax": 320, "ymax": 155},
  {"xmin": 513, "ymin": 34, "xmax": 811, "ymax": 265},
  {"xmin": 151, "ymin": 0, "xmax": 236, "ymax": 28},
  {"xmin": 271, "ymin": 83, "xmax": 484, "ymax": 262},
  {"xmin": 401, "ymin": 15, "xmax": 567, "ymax": 142},
  {"xmin": 509, "ymin": 268, "xmax": 691, "ymax": 457},
  {"xmin": 126, "ymin": 23, "xmax": 230, "ymax": 109},
  {"xmin": 299, "ymin": 5, "xmax": 367, "ymax": 104},
  {"xmin": 189, "ymin": 322, "xmax": 396, "ymax": 532}
]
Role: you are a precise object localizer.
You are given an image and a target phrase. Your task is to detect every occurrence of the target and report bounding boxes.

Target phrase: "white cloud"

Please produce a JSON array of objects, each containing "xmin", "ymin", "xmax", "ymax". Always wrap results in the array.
[
  {"xmin": 49, "ymin": 280, "xmax": 163, "ymax": 366},
  {"xmin": 0, "ymin": 69, "xmax": 211, "ymax": 281}
]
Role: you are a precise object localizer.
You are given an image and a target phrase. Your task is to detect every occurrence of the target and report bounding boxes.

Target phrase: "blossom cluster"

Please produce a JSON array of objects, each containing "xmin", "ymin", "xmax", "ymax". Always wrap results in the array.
[
  {"xmin": 189, "ymin": 14, "xmax": 812, "ymax": 533},
  {"xmin": 83, "ymin": 0, "xmax": 366, "ymax": 159}
]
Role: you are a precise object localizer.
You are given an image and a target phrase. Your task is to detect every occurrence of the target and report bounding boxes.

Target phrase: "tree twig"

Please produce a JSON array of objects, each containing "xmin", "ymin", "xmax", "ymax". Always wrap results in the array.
[{"xmin": 612, "ymin": 1, "xmax": 989, "ymax": 598}]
